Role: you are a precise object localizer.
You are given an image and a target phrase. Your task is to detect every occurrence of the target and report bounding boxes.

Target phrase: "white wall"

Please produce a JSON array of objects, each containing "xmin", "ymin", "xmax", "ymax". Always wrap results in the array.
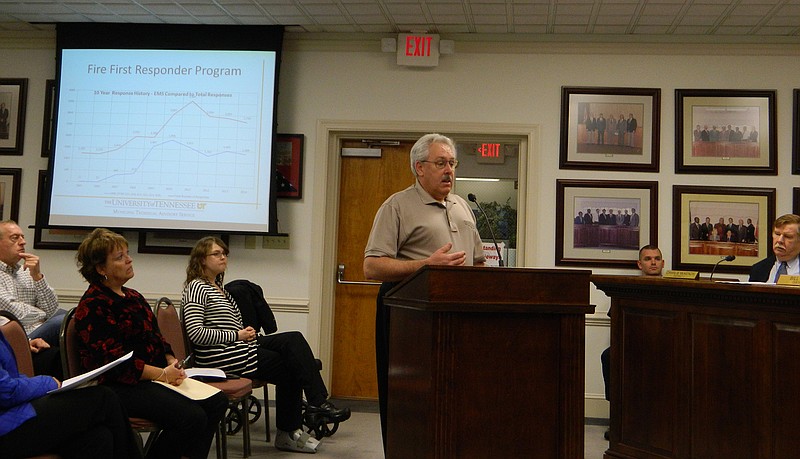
[{"xmin": 3, "ymin": 33, "xmax": 799, "ymax": 419}]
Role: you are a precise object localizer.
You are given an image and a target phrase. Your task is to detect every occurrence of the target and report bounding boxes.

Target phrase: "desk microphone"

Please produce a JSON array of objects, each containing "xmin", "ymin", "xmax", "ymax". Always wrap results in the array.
[
  {"xmin": 709, "ymin": 255, "xmax": 735, "ymax": 280},
  {"xmin": 467, "ymin": 193, "xmax": 504, "ymax": 267}
]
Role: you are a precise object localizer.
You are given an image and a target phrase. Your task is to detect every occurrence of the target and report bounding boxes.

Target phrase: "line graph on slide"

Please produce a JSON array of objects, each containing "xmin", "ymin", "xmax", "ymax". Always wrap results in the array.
[{"xmin": 53, "ymin": 89, "xmax": 266, "ymax": 203}]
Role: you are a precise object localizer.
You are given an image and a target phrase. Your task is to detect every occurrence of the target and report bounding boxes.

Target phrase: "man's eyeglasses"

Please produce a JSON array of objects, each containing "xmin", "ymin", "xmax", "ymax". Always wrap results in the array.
[
  {"xmin": 207, "ymin": 251, "xmax": 228, "ymax": 259},
  {"xmin": 419, "ymin": 159, "xmax": 459, "ymax": 169}
]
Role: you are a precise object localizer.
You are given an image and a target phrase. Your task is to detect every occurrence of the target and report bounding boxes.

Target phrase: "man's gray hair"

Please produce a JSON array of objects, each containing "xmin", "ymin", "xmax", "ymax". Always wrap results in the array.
[{"xmin": 409, "ymin": 133, "xmax": 456, "ymax": 177}]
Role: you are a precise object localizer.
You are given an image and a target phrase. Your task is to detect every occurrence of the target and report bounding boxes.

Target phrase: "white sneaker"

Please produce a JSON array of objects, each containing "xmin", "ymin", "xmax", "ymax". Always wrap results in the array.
[{"xmin": 275, "ymin": 428, "xmax": 320, "ymax": 454}]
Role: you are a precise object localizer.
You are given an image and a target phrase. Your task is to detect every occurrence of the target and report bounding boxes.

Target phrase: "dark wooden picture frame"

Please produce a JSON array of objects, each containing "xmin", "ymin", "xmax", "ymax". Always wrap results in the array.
[
  {"xmin": 793, "ymin": 187, "xmax": 800, "ymax": 215},
  {"xmin": 0, "ymin": 168, "xmax": 21, "ymax": 222},
  {"xmin": 559, "ymin": 86, "xmax": 661, "ymax": 172},
  {"xmin": 41, "ymin": 79, "xmax": 55, "ymax": 157},
  {"xmin": 556, "ymin": 179, "xmax": 658, "ymax": 268},
  {"xmin": 672, "ymin": 185, "xmax": 775, "ymax": 274},
  {"xmin": 793, "ymin": 89, "xmax": 800, "ymax": 175},
  {"xmin": 138, "ymin": 231, "xmax": 229, "ymax": 255},
  {"xmin": 275, "ymin": 133, "xmax": 304, "ymax": 199},
  {"xmin": 0, "ymin": 78, "xmax": 28, "ymax": 155},
  {"xmin": 675, "ymin": 89, "xmax": 776, "ymax": 175},
  {"xmin": 33, "ymin": 170, "xmax": 92, "ymax": 250}
]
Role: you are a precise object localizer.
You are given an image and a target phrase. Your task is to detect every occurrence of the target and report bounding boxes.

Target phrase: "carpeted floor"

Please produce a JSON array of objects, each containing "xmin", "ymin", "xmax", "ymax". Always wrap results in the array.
[{"xmin": 210, "ymin": 399, "xmax": 610, "ymax": 458}]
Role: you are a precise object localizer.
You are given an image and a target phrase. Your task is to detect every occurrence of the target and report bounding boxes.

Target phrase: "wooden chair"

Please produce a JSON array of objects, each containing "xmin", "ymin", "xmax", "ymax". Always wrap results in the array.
[
  {"xmin": 59, "ymin": 307, "xmax": 162, "ymax": 457},
  {"xmin": 0, "ymin": 311, "xmax": 36, "ymax": 377},
  {"xmin": 0, "ymin": 311, "xmax": 62, "ymax": 459},
  {"xmin": 154, "ymin": 297, "xmax": 254, "ymax": 459}
]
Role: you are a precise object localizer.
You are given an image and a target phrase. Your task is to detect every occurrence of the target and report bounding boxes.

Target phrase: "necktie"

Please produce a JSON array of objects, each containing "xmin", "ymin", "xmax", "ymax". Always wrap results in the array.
[{"xmin": 773, "ymin": 262, "xmax": 788, "ymax": 283}]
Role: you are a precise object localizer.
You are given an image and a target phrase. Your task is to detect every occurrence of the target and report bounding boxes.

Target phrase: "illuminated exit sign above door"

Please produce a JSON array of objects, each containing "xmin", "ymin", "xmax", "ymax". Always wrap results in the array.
[{"xmin": 397, "ymin": 33, "xmax": 440, "ymax": 67}]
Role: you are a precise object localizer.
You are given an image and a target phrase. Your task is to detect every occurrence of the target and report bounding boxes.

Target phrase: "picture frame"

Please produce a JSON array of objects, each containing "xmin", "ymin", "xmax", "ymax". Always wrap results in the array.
[
  {"xmin": 556, "ymin": 179, "xmax": 658, "ymax": 268},
  {"xmin": 0, "ymin": 168, "xmax": 21, "ymax": 222},
  {"xmin": 138, "ymin": 231, "xmax": 229, "ymax": 255},
  {"xmin": 0, "ymin": 78, "xmax": 28, "ymax": 155},
  {"xmin": 559, "ymin": 86, "xmax": 661, "ymax": 172},
  {"xmin": 675, "ymin": 89, "xmax": 776, "ymax": 175},
  {"xmin": 33, "ymin": 170, "xmax": 92, "ymax": 250},
  {"xmin": 793, "ymin": 89, "xmax": 800, "ymax": 175},
  {"xmin": 672, "ymin": 185, "xmax": 775, "ymax": 274},
  {"xmin": 41, "ymin": 79, "xmax": 55, "ymax": 157},
  {"xmin": 793, "ymin": 187, "xmax": 800, "ymax": 215},
  {"xmin": 275, "ymin": 133, "xmax": 304, "ymax": 199}
]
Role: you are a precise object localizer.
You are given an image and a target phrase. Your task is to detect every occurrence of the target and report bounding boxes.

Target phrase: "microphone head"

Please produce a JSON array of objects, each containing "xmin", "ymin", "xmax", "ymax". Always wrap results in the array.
[
  {"xmin": 467, "ymin": 193, "xmax": 477, "ymax": 202},
  {"xmin": 725, "ymin": 255, "xmax": 736, "ymax": 261}
]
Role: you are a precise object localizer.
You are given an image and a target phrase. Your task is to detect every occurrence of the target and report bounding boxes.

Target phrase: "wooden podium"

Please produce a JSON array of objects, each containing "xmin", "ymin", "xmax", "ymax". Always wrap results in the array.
[
  {"xmin": 592, "ymin": 275, "xmax": 800, "ymax": 459},
  {"xmin": 383, "ymin": 266, "xmax": 594, "ymax": 458}
]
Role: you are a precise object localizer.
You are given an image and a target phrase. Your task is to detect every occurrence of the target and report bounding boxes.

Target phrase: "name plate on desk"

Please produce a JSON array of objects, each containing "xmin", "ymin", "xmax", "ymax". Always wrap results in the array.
[
  {"xmin": 777, "ymin": 275, "xmax": 800, "ymax": 286},
  {"xmin": 663, "ymin": 270, "xmax": 699, "ymax": 280}
]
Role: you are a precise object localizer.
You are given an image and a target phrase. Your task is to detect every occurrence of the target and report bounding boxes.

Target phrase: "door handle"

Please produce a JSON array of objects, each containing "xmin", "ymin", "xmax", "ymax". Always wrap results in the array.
[{"xmin": 337, "ymin": 263, "xmax": 381, "ymax": 286}]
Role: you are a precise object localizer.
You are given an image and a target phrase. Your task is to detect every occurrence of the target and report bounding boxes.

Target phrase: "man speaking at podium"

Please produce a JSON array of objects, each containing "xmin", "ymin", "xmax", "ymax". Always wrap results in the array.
[
  {"xmin": 749, "ymin": 214, "xmax": 800, "ymax": 283},
  {"xmin": 363, "ymin": 133, "xmax": 485, "ymax": 452}
]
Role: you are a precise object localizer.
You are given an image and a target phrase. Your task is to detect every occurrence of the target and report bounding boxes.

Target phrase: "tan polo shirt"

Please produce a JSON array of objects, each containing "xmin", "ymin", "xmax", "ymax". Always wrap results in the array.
[{"xmin": 364, "ymin": 181, "xmax": 486, "ymax": 265}]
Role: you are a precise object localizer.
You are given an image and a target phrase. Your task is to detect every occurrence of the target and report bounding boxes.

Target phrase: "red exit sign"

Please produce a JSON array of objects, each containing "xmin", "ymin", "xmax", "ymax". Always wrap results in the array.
[
  {"xmin": 397, "ymin": 33, "xmax": 440, "ymax": 67},
  {"xmin": 475, "ymin": 143, "xmax": 505, "ymax": 164}
]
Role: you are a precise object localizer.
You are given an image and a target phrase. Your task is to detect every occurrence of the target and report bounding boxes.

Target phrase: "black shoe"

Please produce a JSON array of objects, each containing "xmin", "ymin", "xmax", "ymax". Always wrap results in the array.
[{"xmin": 306, "ymin": 401, "xmax": 352, "ymax": 423}]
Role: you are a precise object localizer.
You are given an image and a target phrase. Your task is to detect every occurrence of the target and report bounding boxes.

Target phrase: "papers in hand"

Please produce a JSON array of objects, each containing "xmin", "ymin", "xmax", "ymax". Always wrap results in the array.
[
  {"xmin": 49, "ymin": 351, "xmax": 133, "ymax": 394},
  {"xmin": 185, "ymin": 368, "xmax": 227, "ymax": 381},
  {"xmin": 152, "ymin": 377, "xmax": 221, "ymax": 400}
]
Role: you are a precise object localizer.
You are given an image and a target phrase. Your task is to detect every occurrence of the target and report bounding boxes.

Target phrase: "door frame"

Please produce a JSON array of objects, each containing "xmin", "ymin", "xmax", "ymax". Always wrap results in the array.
[{"xmin": 309, "ymin": 120, "xmax": 539, "ymax": 383}]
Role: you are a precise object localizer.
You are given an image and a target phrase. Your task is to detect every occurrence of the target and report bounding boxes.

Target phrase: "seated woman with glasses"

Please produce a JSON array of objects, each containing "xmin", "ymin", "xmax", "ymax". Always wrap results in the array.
[
  {"xmin": 73, "ymin": 228, "xmax": 228, "ymax": 459},
  {"xmin": 182, "ymin": 236, "xmax": 351, "ymax": 454}
]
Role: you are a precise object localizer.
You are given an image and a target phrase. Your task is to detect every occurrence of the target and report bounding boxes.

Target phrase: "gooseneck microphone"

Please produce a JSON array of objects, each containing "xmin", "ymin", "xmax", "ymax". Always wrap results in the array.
[
  {"xmin": 709, "ymin": 254, "xmax": 735, "ymax": 280},
  {"xmin": 467, "ymin": 193, "xmax": 504, "ymax": 267}
]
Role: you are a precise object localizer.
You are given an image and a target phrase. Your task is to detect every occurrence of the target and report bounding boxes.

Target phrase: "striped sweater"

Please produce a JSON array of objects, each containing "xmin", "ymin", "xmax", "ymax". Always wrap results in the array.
[{"xmin": 181, "ymin": 279, "xmax": 258, "ymax": 376}]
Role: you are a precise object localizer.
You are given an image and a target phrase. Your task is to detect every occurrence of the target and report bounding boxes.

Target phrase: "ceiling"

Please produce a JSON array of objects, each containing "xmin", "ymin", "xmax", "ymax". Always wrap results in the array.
[{"xmin": 1, "ymin": 0, "xmax": 800, "ymax": 41}]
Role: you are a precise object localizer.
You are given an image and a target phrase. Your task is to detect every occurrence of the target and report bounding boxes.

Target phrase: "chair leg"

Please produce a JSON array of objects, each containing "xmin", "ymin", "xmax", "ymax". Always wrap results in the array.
[
  {"xmin": 264, "ymin": 395, "xmax": 271, "ymax": 443},
  {"xmin": 142, "ymin": 430, "xmax": 160, "ymax": 457},
  {"xmin": 215, "ymin": 427, "xmax": 221, "ymax": 459},
  {"xmin": 216, "ymin": 419, "xmax": 228, "ymax": 459},
  {"xmin": 241, "ymin": 397, "xmax": 251, "ymax": 458}
]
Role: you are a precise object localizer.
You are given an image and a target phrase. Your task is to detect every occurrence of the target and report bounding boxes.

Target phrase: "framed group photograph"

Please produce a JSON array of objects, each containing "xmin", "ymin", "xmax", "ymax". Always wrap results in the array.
[
  {"xmin": 33, "ymin": 170, "xmax": 91, "ymax": 250},
  {"xmin": 556, "ymin": 179, "xmax": 658, "ymax": 268},
  {"xmin": 275, "ymin": 133, "xmax": 304, "ymax": 199},
  {"xmin": 675, "ymin": 89, "xmax": 776, "ymax": 175},
  {"xmin": 0, "ymin": 168, "xmax": 21, "ymax": 222},
  {"xmin": 138, "ymin": 231, "xmax": 229, "ymax": 255},
  {"xmin": 559, "ymin": 86, "xmax": 661, "ymax": 172},
  {"xmin": 41, "ymin": 79, "xmax": 55, "ymax": 157},
  {"xmin": 0, "ymin": 78, "xmax": 28, "ymax": 155},
  {"xmin": 672, "ymin": 185, "xmax": 775, "ymax": 274}
]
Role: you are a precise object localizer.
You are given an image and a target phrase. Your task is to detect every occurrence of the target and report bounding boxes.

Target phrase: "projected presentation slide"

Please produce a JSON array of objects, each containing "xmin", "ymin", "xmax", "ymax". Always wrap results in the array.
[{"xmin": 50, "ymin": 49, "xmax": 277, "ymax": 232}]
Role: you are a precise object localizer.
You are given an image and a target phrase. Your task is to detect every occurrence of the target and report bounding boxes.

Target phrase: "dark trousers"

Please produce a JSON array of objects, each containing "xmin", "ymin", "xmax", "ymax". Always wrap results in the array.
[
  {"xmin": 31, "ymin": 346, "xmax": 63, "ymax": 379},
  {"xmin": 375, "ymin": 281, "xmax": 398, "ymax": 454},
  {"xmin": 110, "ymin": 381, "xmax": 228, "ymax": 459},
  {"xmin": 0, "ymin": 385, "xmax": 141, "ymax": 459},
  {"xmin": 249, "ymin": 331, "xmax": 328, "ymax": 432}
]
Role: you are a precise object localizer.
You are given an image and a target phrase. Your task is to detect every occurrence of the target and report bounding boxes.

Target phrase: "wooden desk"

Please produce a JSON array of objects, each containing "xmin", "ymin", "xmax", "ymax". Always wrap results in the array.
[
  {"xmin": 384, "ymin": 266, "xmax": 594, "ymax": 458},
  {"xmin": 592, "ymin": 275, "xmax": 800, "ymax": 459}
]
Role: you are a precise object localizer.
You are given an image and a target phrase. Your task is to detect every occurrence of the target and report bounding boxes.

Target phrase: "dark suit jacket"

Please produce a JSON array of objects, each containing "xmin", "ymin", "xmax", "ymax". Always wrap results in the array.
[
  {"xmin": 225, "ymin": 279, "xmax": 278, "ymax": 335},
  {"xmin": 749, "ymin": 256, "xmax": 775, "ymax": 282}
]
